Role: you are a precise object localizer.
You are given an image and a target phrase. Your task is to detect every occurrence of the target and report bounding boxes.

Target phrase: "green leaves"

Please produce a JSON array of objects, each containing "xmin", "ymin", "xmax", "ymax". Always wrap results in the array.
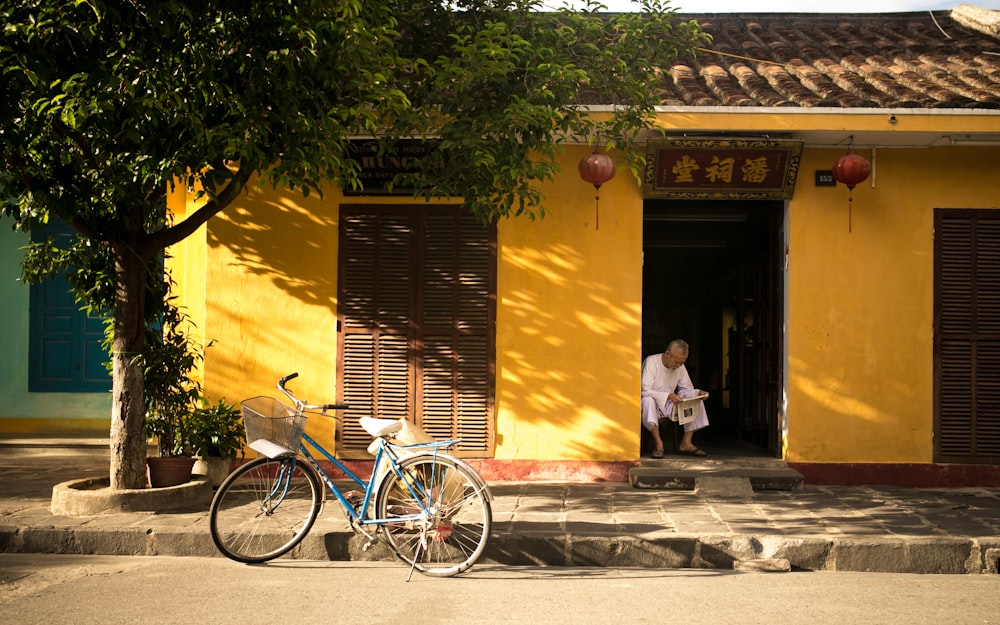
[
  {"xmin": 2, "ymin": 0, "xmax": 708, "ymax": 230},
  {"xmin": 180, "ymin": 398, "xmax": 245, "ymax": 459},
  {"xmin": 383, "ymin": 0, "xmax": 709, "ymax": 219}
]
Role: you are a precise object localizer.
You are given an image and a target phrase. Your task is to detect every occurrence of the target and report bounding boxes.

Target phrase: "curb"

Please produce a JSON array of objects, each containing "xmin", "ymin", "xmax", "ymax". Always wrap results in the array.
[
  {"xmin": 3, "ymin": 451, "xmax": 1000, "ymax": 576},
  {"xmin": 3, "ymin": 524, "xmax": 999, "ymax": 574}
]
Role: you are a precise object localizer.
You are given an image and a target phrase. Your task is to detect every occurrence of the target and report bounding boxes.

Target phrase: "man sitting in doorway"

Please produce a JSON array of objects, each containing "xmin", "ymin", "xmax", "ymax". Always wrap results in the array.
[{"xmin": 641, "ymin": 339, "xmax": 709, "ymax": 458}]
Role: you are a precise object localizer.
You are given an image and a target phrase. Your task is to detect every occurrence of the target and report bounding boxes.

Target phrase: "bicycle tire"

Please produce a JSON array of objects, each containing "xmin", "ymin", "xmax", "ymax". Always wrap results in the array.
[
  {"xmin": 375, "ymin": 453, "xmax": 492, "ymax": 577},
  {"xmin": 209, "ymin": 456, "xmax": 322, "ymax": 563}
]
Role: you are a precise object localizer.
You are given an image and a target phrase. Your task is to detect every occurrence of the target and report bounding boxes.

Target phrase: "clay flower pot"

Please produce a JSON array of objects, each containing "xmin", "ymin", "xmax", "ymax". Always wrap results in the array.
[{"xmin": 146, "ymin": 456, "xmax": 196, "ymax": 488}]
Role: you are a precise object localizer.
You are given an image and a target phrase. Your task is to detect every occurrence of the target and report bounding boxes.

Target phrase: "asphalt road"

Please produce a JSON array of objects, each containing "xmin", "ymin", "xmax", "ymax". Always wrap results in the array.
[{"xmin": 2, "ymin": 554, "xmax": 1000, "ymax": 625}]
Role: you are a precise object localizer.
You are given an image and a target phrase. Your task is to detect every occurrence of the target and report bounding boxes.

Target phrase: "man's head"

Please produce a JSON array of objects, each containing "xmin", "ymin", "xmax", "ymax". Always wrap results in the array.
[{"xmin": 661, "ymin": 339, "xmax": 689, "ymax": 370}]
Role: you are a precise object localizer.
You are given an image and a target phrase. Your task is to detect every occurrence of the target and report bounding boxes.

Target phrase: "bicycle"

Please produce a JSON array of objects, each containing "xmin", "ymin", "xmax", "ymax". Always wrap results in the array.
[{"xmin": 208, "ymin": 372, "xmax": 493, "ymax": 578}]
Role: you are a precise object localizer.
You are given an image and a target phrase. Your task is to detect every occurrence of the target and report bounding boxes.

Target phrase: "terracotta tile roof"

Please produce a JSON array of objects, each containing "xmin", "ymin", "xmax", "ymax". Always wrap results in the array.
[{"xmin": 661, "ymin": 9, "xmax": 1000, "ymax": 109}]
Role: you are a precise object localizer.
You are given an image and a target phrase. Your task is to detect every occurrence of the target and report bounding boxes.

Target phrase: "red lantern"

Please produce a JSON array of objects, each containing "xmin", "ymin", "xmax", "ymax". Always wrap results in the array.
[
  {"xmin": 831, "ymin": 148, "xmax": 872, "ymax": 232},
  {"xmin": 578, "ymin": 151, "xmax": 616, "ymax": 229}
]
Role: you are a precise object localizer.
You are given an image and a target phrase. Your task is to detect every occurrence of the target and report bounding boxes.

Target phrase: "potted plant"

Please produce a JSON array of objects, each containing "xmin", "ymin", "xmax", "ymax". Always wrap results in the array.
[
  {"xmin": 185, "ymin": 397, "xmax": 245, "ymax": 487},
  {"xmin": 143, "ymin": 300, "xmax": 203, "ymax": 488}
]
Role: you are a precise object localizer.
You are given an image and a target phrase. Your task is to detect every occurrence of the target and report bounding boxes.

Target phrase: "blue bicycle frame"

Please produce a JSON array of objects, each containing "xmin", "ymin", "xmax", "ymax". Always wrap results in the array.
[{"xmin": 288, "ymin": 429, "xmax": 462, "ymax": 529}]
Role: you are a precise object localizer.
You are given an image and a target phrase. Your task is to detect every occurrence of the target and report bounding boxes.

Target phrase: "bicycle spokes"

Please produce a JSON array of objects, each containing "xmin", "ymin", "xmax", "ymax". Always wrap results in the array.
[
  {"xmin": 209, "ymin": 457, "xmax": 322, "ymax": 563},
  {"xmin": 376, "ymin": 455, "xmax": 492, "ymax": 577}
]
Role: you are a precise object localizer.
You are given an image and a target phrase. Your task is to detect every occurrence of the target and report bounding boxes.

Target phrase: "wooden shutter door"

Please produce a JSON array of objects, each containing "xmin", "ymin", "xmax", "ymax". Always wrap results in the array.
[
  {"xmin": 338, "ymin": 205, "xmax": 495, "ymax": 458},
  {"xmin": 419, "ymin": 210, "xmax": 495, "ymax": 453},
  {"xmin": 934, "ymin": 209, "xmax": 1000, "ymax": 463},
  {"xmin": 339, "ymin": 210, "xmax": 413, "ymax": 452}
]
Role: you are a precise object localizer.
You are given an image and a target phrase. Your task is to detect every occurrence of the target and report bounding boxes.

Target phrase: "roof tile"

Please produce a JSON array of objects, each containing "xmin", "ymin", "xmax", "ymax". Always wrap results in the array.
[{"xmin": 665, "ymin": 11, "xmax": 1000, "ymax": 108}]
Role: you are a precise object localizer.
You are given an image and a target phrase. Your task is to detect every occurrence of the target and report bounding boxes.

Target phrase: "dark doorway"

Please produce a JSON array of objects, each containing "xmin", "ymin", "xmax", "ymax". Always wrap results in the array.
[{"xmin": 642, "ymin": 200, "xmax": 784, "ymax": 456}]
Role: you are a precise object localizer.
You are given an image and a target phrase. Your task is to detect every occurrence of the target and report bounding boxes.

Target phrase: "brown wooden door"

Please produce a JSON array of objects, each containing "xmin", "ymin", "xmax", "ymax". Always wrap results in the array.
[
  {"xmin": 337, "ymin": 205, "xmax": 496, "ymax": 458},
  {"xmin": 934, "ymin": 209, "xmax": 1000, "ymax": 464}
]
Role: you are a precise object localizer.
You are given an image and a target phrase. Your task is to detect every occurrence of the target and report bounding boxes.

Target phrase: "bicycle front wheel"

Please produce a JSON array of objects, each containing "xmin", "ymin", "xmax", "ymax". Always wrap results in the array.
[
  {"xmin": 376, "ymin": 454, "xmax": 492, "ymax": 577},
  {"xmin": 209, "ymin": 456, "xmax": 322, "ymax": 563}
]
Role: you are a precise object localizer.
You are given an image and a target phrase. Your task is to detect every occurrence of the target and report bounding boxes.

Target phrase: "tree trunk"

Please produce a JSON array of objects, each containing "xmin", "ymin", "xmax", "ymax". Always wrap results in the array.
[{"xmin": 109, "ymin": 243, "xmax": 149, "ymax": 490}]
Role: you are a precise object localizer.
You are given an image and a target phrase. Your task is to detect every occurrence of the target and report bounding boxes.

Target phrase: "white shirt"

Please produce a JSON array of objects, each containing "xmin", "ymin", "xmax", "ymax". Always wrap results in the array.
[{"xmin": 641, "ymin": 353, "xmax": 695, "ymax": 413}]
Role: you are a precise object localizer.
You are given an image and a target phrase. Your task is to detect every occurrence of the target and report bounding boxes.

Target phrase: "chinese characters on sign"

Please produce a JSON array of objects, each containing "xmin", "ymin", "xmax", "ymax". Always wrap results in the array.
[{"xmin": 643, "ymin": 138, "xmax": 804, "ymax": 200}]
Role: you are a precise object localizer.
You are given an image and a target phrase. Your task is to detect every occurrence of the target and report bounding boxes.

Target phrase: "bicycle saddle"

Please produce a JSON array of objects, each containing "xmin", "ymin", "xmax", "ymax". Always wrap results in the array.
[{"xmin": 359, "ymin": 417, "xmax": 404, "ymax": 438}]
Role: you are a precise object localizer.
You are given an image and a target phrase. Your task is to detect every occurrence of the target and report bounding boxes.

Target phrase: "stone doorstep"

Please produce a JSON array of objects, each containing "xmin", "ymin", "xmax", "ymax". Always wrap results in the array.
[
  {"xmin": 0, "ymin": 439, "xmax": 106, "ymax": 459},
  {"xmin": 628, "ymin": 466, "xmax": 805, "ymax": 491}
]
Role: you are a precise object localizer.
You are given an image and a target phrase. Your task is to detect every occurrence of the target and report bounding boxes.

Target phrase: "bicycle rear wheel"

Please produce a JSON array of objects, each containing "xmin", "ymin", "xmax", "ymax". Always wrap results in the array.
[
  {"xmin": 375, "ymin": 454, "xmax": 492, "ymax": 577},
  {"xmin": 209, "ymin": 456, "xmax": 322, "ymax": 563}
]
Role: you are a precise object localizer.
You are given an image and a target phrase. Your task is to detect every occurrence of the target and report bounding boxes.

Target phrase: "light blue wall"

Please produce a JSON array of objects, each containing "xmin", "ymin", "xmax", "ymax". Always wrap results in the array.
[{"xmin": 0, "ymin": 222, "xmax": 110, "ymax": 433}]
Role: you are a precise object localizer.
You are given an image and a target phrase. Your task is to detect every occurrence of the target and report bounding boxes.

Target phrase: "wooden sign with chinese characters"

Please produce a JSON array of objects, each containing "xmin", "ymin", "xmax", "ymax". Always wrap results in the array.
[{"xmin": 643, "ymin": 137, "xmax": 804, "ymax": 200}]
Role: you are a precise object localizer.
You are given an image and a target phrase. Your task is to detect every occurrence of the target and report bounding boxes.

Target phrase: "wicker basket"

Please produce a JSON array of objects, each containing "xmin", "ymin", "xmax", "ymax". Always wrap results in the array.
[{"xmin": 241, "ymin": 396, "xmax": 307, "ymax": 451}]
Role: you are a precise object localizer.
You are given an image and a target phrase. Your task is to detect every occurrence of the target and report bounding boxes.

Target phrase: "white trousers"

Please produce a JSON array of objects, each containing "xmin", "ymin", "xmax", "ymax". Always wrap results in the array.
[{"xmin": 641, "ymin": 395, "xmax": 709, "ymax": 433}]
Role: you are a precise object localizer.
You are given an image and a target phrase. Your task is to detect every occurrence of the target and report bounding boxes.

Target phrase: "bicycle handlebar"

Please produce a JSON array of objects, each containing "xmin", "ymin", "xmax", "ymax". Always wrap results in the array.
[{"xmin": 278, "ymin": 372, "xmax": 349, "ymax": 412}]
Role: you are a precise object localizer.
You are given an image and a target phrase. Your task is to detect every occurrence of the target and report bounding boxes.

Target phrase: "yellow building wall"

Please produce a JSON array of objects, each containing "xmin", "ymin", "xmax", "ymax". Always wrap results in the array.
[
  {"xmin": 167, "ymin": 110, "xmax": 1000, "ymax": 467},
  {"xmin": 494, "ymin": 145, "xmax": 644, "ymax": 461},
  {"xmin": 166, "ymin": 180, "xmax": 207, "ymax": 378},
  {"xmin": 787, "ymin": 144, "xmax": 999, "ymax": 464},
  {"xmin": 168, "ymin": 146, "xmax": 645, "ymax": 461},
  {"xmin": 185, "ymin": 183, "xmax": 348, "ymax": 447}
]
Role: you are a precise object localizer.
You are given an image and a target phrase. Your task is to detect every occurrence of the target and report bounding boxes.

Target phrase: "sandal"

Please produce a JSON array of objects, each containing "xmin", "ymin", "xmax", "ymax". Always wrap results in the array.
[
  {"xmin": 651, "ymin": 448, "xmax": 664, "ymax": 459},
  {"xmin": 678, "ymin": 447, "xmax": 707, "ymax": 457}
]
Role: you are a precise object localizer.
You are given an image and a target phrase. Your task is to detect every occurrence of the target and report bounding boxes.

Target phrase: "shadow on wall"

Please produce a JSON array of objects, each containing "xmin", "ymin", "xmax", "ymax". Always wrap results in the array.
[
  {"xmin": 201, "ymin": 181, "xmax": 641, "ymax": 457},
  {"xmin": 201, "ymin": 186, "xmax": 341, "ymax": 420},
  {"xmin": 207, "ymin": 191, "xmax": 340, "ymax": 310},
  {"xmin": 498, "ymin": 231, "xmax": 641, "ymax": 456},
  {"xmin": 788, "ymin": 354, "xmax": 922, "ymax": 462}
]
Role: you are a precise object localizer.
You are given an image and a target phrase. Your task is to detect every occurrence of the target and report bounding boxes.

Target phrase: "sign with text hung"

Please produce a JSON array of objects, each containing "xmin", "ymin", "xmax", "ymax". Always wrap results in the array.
[
  {"xmin": 643, "ymin": 137, "xmax": 804, "ymax": 200},
  {"xmin": 342, "ymin": 139, "xmax": 439, "ymax": 196}
]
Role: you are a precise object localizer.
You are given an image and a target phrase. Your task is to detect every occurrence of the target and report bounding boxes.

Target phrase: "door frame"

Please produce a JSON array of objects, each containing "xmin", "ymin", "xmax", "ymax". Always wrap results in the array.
[{"xmin": 641, "ymin": 199, "xmax": 786, "ymax": 457}]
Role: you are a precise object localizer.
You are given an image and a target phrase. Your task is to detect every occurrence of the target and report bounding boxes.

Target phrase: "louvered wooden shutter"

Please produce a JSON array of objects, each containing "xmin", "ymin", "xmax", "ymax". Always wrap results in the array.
[
  {"xmin": 338, "ymin": 206, "xmax": 495, "ymax": 458},
  {"xmin": 934, "ymin": 209, "xmax": 1000, "ymax": 463},
  {"xmin": 338, "ymin": 210, "xmax": 412, "ymax": 451}
]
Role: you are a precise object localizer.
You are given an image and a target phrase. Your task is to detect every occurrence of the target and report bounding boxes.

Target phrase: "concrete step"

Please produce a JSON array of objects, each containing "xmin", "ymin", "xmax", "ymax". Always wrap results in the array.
[
  {"xmin": 0, "ymin": 436, "xmax": 113, "ymax": 464},
  {"xmin": 629, "ymin": 456, "xmax": 804, "ymax": 491}
]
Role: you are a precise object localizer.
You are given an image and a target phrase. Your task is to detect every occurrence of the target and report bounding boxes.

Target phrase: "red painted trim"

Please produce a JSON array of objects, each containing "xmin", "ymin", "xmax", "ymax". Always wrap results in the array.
[
  {"xmin": 463, "ymin": 460, "xmax": 636, "ymax": 483},
  {"xmin": 789, "ymin": 462, "xmax": 1000, "ymax": 488},
  {"xmin": 314, "ymin": 459, "xmax": 637, "ymax": 483}
]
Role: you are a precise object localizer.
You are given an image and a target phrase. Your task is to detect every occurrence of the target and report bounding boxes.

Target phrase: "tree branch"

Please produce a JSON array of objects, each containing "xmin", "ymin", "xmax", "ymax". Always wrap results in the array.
[
  {"xmin": 3, "ymin": 147, "xmax": 107, "ymax": 241},
  {"xmin": 145, "ymin": 162, "xmax": 256, "ymax": 253}
]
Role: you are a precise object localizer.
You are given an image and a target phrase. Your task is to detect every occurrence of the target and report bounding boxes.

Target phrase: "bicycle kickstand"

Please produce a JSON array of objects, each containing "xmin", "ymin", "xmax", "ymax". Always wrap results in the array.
[{"xmin": 406, "ymin": 530, "xmax": 429, "ymax": 582}]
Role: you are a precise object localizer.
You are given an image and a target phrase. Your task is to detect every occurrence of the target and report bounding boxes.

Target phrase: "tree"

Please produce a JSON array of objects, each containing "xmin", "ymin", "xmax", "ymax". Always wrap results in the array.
[{"xmin": 0, "ymin": 0, "xmax": 708, "ymax": 489}]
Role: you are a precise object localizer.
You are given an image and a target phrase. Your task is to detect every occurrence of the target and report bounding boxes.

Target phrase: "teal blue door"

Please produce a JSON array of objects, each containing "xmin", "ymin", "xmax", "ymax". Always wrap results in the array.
[{"xmin": 28, "ymin": 220, "xmax": 111, "ymax": 392}]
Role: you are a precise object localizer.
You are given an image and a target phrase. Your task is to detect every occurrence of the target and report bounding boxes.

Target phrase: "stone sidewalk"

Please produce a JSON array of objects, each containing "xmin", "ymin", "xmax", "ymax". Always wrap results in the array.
[{"xmin": 2, "ymin": 440, "xmax": 1000, "ymax": 574}]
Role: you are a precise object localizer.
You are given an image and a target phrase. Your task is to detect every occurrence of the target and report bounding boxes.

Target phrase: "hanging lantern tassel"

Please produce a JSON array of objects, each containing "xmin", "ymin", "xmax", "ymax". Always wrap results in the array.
[
  {"xmin": 831, "ymin": 148, "xmax": 872, "ymax": 233},
  {"xmin": 578, "ymin": 150, "xmax": 616, "ymax": 230}
]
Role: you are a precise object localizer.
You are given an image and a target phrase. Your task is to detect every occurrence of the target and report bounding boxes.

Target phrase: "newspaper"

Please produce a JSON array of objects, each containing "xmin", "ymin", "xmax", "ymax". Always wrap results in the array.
[{"xmin": 672, "ymin": 393, "xmax": 708, "ymax": 425}]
